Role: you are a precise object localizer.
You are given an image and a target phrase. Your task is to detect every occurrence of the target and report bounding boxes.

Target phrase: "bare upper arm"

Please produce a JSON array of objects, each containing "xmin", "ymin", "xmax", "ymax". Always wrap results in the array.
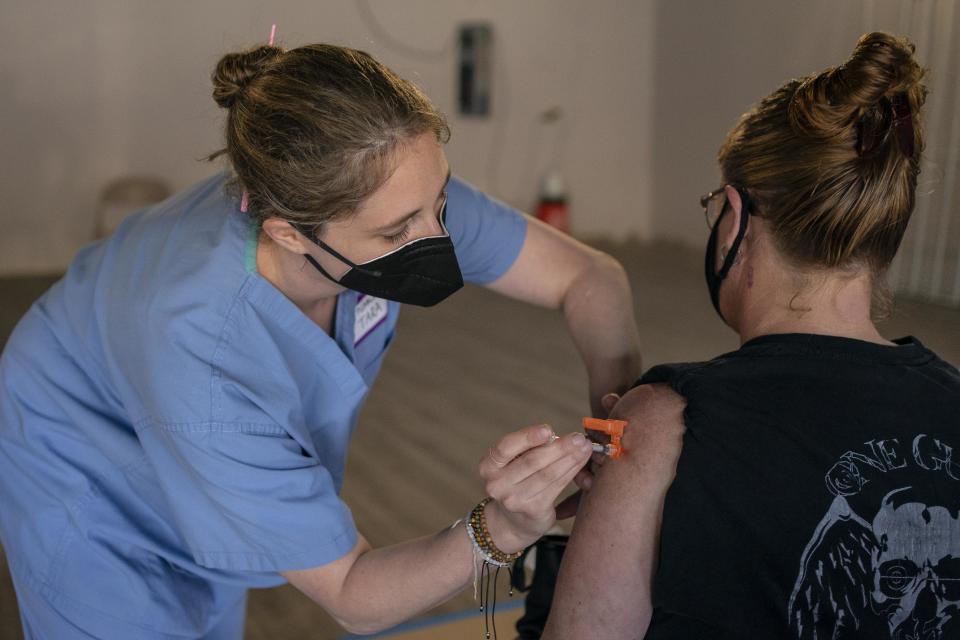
[
  {"xmin": 542, "ymin": 383, "xmax": 686, "ymax": 640},
  {"xmin": 485, "ymin": 214, "xmax": 624, "ymax": 308},
  {"xmin": 279, "ymin": 534, "xmax": 372, "ymax": 628}
]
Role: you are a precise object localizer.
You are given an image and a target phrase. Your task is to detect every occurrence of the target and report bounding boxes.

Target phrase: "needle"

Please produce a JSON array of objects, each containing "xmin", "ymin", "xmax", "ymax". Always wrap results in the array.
[{"xmin": 550, "ymin": 432, "xmax": 612, "ymax": 456}]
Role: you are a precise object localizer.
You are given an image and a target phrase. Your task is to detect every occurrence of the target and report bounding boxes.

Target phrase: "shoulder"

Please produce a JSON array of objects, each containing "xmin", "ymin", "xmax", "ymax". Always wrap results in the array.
[
  {"xmin": 445, "ymin": 175, "xmax": 525, "ymax": 226},
  {"xmin": 116, "ymin": 174, "xmax": 249, "ymax": 320},
  {"xmin": 612, "ymin": 382, "xmax": 687, "ymax": 420},
  {"xmin": 446, "ymin": 175, "xmax": 490, "ymax": 205},
  {"xmin": 443, "ymin": 175, "xmax": 528, "ymax": 284},
  {"xmin": 609, "ymin": 383, "xmax": 686, "ymax": 466}
]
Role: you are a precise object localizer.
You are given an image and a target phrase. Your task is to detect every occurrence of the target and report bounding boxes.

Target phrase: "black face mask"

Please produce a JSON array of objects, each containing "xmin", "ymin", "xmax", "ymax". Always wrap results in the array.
[
  {"xmin": 299, "ymin": 204, "xmax": 464, "ymax": 307},
  {"xmin": 704, "ymin": 191, "xmax": 751, "ymax": 321}
]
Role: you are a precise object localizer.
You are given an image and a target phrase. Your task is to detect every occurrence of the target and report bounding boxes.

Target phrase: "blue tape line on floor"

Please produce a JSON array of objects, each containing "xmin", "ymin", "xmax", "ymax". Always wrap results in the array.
[{"xmin": 337, "ymin": 599, "xmax": 524, "ymax": 639}]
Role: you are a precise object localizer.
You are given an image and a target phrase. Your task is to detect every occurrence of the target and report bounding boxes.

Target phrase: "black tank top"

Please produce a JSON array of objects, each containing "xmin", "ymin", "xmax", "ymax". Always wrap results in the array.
[{"xmin": 635, "ymin": 334, "xmax": 960, "ymax": 640}]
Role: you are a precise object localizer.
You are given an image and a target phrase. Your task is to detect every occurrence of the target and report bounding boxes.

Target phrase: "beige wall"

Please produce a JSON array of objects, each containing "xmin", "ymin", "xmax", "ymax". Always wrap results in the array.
[
  {"xmin": 648, "ymin": 0, "xmax": 960, "ymax": 307},
  {"xmin": 0, "ymin": 0, "xmax": 655, "ymax": 274},
  {"xmin": 1, "ymin": 1, "xmax": 954, "ymax": 276},
  {"xmin": 650, "ymin": 0, "xmax": 874, "ymax": 246}
]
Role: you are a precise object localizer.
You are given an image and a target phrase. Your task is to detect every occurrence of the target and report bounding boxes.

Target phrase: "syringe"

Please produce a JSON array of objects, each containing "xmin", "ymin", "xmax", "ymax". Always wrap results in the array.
[
  {"xmin": 582, "ymin": 417, "xmax": 627, "ymax": 459},
  {"xmin": 549, "ymin": 420, "xmax": 626, "ymax": 458}
]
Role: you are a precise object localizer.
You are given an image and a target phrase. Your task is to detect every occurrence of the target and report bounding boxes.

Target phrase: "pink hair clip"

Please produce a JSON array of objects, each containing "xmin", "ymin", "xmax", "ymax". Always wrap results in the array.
[{"xmin": 239, "ymin": 24, "xmax": 277, "ymax": 214}]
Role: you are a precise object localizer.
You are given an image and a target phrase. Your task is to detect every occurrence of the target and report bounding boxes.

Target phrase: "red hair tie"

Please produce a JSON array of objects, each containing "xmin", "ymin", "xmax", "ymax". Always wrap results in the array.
[
  {"xmin": 890, "ymin": 93, "xmax": 915, "ymax": 159},
  {"xmin": 856, "ymin": 110, "xmax": 883, "ymax": 157},
  {"xmin": 857, "ymin": 93, "xmax": 914, "ymax": 159}
]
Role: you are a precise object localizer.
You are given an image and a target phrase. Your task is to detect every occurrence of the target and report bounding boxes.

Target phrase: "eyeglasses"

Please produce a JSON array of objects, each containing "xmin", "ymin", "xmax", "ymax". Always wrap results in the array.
[
  {"xmin": 699, "ymin": 185, "xmax": 754, "ymax": 230},
  {"xmin": 700, "ymin": 186, "xmax": 729, "ymax": 230}
]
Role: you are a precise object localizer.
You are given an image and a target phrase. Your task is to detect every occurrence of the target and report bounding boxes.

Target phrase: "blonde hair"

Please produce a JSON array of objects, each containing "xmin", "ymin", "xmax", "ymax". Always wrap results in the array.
[{"xmin": 718, "ymin": 32, "xmax": 927, "ymax": 274}]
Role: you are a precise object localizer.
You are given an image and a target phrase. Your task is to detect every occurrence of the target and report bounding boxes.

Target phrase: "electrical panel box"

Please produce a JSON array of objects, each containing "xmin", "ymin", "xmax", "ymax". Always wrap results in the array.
[{"xmin": 458, "ymin": 24, "xmax": 492, "ymax": 116}]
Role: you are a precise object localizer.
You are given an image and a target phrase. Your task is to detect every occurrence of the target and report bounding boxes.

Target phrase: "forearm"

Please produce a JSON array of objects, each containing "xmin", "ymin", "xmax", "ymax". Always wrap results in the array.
[
  {"xmin": 331, "ymin": 504, "xmax": 538, "ymax": 633},
  {"xmin": 561, "ymin": 253, "xmax": 642, "ymax": 413},
  {"xmin": 322, "ymin": 523, "xmax": 478, "ymax": 634},
  {"xmin": 315, "ymin": 501, "xmax": 537, "ymax": 634},
  {"xmin": 285, "ymin": 428, "xmax": 590, "ymax": 635}
]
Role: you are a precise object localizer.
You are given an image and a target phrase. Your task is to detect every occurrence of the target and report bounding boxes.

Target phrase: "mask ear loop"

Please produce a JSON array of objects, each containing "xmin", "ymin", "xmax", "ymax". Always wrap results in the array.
[
  {"xmin": 300, "ymin": 194, "xmax": 451, "ymax": 279},
  {"xmin": 716, "ymin": 187, "xmax": 751, "ymax": 280},
  {"xmin": 301, "ymin": 229, "xmax": 383, "ymax": 278},
  {"xmin": 239, "ymin": 24, "xmax": 278, "ymax": 214}
]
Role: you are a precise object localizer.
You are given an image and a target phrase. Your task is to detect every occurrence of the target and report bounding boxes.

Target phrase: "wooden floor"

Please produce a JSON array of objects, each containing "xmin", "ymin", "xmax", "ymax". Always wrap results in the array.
[{"xmin": 1, "ymin": 240, "xmax": 958, "ymax": 639}]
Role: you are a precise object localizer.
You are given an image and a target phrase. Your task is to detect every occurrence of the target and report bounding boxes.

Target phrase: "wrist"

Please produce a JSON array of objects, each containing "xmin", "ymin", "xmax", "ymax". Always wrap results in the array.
[{"xmin": 482, "ymin": 499, "xmax": 535, "ymax": 554}]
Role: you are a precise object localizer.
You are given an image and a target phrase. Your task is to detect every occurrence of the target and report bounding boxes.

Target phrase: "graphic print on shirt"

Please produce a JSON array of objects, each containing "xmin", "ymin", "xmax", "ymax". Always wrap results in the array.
[{"xmin": 788, "ymin": 434, "xmax": 960, "ymax": 640}]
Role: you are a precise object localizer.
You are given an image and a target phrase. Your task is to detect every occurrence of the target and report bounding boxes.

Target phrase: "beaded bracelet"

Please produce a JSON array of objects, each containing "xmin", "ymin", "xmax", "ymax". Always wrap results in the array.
[
  {"xmin": 465, "ymin": 497, "xmax": 524, "ymax": 567},
  {"xmin": 460, "ymin": 498, "xmax": 523, "ymax": 639}
]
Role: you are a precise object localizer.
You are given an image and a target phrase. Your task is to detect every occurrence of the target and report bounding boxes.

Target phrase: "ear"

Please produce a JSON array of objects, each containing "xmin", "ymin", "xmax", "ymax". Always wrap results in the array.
[
  {"xmin": 262, "ymin": 217, "xmax": 313, "ymax": 254},
  {"xmin": 720, "ymin": 185, "xmax": 746, "ymax": 256}
]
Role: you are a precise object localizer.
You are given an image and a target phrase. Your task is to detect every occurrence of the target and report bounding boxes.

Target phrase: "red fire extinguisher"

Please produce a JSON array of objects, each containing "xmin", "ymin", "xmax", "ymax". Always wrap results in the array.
[{"xmin": 535, "ymin": 170, "xmax": 569, "ymax": 234}]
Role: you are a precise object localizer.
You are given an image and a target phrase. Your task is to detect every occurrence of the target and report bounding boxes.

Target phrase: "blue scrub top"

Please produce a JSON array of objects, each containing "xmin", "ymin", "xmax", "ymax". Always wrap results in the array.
[{"xmin": 0, "ymin": 171, "xmax": 527, "ymax": 638}]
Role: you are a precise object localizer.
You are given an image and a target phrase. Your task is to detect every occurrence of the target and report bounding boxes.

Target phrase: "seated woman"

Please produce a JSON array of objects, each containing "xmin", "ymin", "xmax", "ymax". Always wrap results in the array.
[{"xmin": 544, "ymin": 32, "xmax": 960, "ymax": 640}]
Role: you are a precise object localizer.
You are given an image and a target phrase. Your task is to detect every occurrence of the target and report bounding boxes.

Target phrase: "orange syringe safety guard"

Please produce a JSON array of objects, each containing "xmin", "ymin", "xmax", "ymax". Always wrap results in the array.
[{"xmin": 582, "ymin": 417, "xmax": 628, "ymax": 459}]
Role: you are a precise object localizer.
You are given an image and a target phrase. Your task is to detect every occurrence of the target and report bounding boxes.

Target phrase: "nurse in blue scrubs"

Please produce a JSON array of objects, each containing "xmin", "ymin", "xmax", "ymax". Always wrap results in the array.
[{"xmin": 0, "ymin": 42, "xmax": 641, "ymax": 638}]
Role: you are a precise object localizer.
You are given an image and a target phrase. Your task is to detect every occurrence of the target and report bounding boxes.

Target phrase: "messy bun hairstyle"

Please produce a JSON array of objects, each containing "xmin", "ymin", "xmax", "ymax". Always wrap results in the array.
[
  {"xmin": 211, "ymin": 45, "xmax": 284, "ymax": 109},
  {"xmin": 718, "ymin": 32, "xmax": 927, "ymax": 273},
  {"xmin": 209, "ymin": 43, "xmax": 450, "ymax": 228}
]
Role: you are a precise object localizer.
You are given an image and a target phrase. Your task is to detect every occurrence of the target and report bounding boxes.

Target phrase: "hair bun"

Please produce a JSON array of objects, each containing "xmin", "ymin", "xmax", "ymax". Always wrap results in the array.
[
  {"xmin": 789, "ymin": 32, "xmax": 926, "ymax": 138},
  {"xmin": 212, "ymin": 45, "xmax": 283, "ymax": 109},
  {"xmin": 834, "ymin": 32, "xmax": 924, "ymax": 107}
]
